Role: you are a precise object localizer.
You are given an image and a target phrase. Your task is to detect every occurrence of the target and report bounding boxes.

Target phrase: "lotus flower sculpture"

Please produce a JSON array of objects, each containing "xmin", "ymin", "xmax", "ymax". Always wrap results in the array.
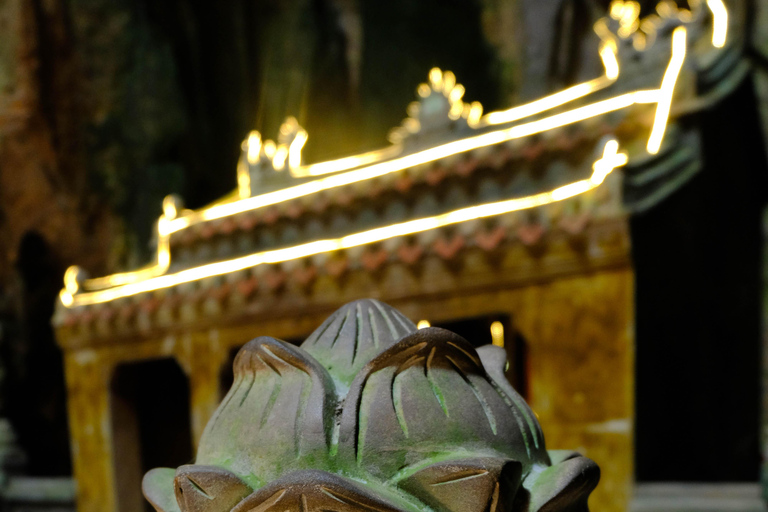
[{"xmin": 143, "ymin": 299, "xmax": 600, "ymax": 512}]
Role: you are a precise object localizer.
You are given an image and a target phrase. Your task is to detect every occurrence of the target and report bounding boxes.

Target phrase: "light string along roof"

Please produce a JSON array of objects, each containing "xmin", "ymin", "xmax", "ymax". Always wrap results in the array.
[{"xmin": 59, "ymin": 0, "xmax": 728, "ymax": 309}]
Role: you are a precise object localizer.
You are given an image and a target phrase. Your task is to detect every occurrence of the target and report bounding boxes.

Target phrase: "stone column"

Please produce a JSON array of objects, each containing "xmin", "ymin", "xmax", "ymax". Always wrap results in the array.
[
  {"xmin": 180, "ymin": 330, "xmax": 229, "ymax": 447},
  {"xmin": 62, "ymin": 349, "xmax": 117, "ymax": 512}
]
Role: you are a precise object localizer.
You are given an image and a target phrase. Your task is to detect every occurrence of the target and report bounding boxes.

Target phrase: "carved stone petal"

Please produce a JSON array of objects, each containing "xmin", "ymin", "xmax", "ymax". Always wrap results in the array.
[
  {"xmin": 476, "ymin": 345, "xmax": 548, "ymax": 464},
  {"xmin": 143, "ymin": 468, "xmax": 181, "ymax": 512},
  {"xmin": 397, "ymin": 457, "xmax": 523, "ymax": 512},
  {"xmin": 301, "ymin": 299, "xmax": 416, "ymax": 393},
  {"xmin": 196, "ymin": 337, "xmax": 336, "ymax": 484},
  {"xmin": 230, "ymin": 470, "xmax": 413, "ymax": 512},
  {"xmin": 338, "ymin": 327, "xmax": 544, "ymax": 479},
  {"xmin": 174, "ymin": 465, "xmax": 252, "ymax": 512},
  {"xmin": 545, "ymin": 451, "xmax": 582, "ymax": 466},
  {"xmin": 526, "ymin": 457, "xmax": 600, "ymax": 512}
]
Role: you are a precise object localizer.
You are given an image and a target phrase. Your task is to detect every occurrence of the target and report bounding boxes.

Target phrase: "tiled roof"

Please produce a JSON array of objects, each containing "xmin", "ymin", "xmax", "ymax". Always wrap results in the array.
[
  {"xmin": 54, "ymin": 0, "xmax": 749, "ymax": 340},
  {"xmin": 57, "ymin": 207, "xmax": 628, "ymax": 341},
  {"xmin": 166, "ymin": 129, "xmax": 617, "ymax": 271}
]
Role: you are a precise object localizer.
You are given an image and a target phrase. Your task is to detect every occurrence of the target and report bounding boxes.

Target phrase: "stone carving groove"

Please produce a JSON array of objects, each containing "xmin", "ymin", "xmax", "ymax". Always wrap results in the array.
[{"xmin": 143, "ymin": 299, "xmax": 600, "ymax": 512}]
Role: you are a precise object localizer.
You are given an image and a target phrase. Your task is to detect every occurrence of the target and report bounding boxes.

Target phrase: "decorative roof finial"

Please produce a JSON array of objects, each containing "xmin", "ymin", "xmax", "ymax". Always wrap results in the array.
[
  {"xmin": 238, "ymin": 118, "xmax": 309, "ymax": 198},
  {"xmin": 389, "ymin": 68, "xmax": 482, "ymax": 147}
]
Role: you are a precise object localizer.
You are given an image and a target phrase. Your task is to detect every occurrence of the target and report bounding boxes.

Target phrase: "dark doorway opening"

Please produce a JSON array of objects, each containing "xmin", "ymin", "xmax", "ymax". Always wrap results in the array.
[
  {"xmin": 632, "ymin": 76, "xmax": 768, "ymax": 481},
  {"xmin": 111, "ymin": 358, "xmax": 193, "ymax": 512}
]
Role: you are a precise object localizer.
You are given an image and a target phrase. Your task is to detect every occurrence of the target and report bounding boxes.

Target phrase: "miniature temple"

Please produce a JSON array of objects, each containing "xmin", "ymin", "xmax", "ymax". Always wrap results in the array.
[{"xmin": 52, "ymin": 3, "xmax": 750, "ymax": 512}]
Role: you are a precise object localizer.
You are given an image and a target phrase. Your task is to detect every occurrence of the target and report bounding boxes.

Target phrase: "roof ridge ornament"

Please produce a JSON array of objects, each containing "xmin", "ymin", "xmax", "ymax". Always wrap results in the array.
[
  {"xmin": 238, "ymin": 117, "xmax": 309, "ymax": 198},
  {"xmin": 388, "ymin": 68, "xmax": 483, "ymax": 147}
]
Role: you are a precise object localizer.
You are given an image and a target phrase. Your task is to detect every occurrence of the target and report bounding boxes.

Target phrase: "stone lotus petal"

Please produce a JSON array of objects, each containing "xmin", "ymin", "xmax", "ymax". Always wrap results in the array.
[
  {"xmin": 476, "ymin": 345, "xmax": 546, "ymax": 457},
  {"xmin": 337, "ymin": 327, "xmax": 549, "ymax": 479},
  {"xmin": 301, "ymin": 299, "xmax": 417, "ymax": 395},
  {"xmin": 143, "ymin": 468, "xmax": 181, "ymax": 512},
  {"xmin": 523, "ymin": 454, "xmax": 600, "ymax": 512},
  {"xmin": 195, "ymin": 336, "xmax": 337, "ymax": 486},
  {"xmin": 229, "ymin": 470, "xmax": 413, "ymax": 512},
  {"xmin": 143, "ymin": 299, "xmax": 600, "ymax": 512},
  {"xmin": 396, "ymin": 457, "xmax": 523, "ymax": 512},
  {"xmin": 174, "ymin": 465, "xmax": 252, "ymax": 512}
]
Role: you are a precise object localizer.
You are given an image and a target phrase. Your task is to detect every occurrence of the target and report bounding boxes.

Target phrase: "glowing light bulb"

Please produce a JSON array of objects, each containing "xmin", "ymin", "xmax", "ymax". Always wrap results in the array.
[
  {"xmin": 490, "ymin": 321, "xmax": 504, "ymax": 347},
  {"xmin": 707, "ymin": 0, "xmax": 728, "ymax": 48},
  {"xmin": 246, "ymin": 131, "xmax": 261, "ymax": 165}
]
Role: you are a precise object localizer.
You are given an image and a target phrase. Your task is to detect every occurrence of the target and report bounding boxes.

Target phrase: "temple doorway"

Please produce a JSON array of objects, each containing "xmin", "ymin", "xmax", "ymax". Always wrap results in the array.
[{"xmin": 110, "ymin": 358, "xmax": 193, "ymax": 512}]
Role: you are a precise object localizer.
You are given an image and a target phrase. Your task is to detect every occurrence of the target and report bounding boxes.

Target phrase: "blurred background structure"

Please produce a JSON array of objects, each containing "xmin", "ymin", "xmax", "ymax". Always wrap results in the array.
[{"xmin": 1, "ymin": 0, "xmax": 768, "ymax": 511}]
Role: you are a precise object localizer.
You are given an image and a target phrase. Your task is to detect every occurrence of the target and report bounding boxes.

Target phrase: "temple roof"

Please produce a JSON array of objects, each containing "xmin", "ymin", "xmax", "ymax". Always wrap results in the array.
[{"xmin": 54, "ymin": 1, "xmax": 749, "ymax": 341}]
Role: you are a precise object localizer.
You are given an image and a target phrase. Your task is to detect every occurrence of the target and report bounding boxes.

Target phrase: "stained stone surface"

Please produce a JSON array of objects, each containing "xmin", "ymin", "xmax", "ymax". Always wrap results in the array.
[{"xmin": 143, "ymin": 299, "xmax": 600, "ymax": 512}]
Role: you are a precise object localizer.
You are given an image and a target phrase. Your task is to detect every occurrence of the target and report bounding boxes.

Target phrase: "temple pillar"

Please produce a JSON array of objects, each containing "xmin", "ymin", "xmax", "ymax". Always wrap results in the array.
[
  {"xmin": 179, "ymin": 330, "xmax": 229, "ymax": 446},
  {"xmin": 63, "ymin": 349, "xmax": 117, "ymax": 512}
]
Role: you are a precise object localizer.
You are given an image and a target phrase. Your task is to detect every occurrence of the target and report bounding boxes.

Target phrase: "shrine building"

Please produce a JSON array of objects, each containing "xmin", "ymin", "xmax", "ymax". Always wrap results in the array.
[{"xmin": 52, "ymin": 3, "xmax": 758, "ymax": 512}]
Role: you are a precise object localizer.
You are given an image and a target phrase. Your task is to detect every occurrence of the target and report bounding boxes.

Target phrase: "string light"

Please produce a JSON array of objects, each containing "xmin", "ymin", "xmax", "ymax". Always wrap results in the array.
[
  {"xmin": 600, "ymin": 44, "xmax": 620, "ymax": 80},
  {"xmin": 706, "ymin": 0, "xmax": 728, "ymax": 48},
  {"xmin": 237, "ymin": 159, "xmax": 251, "ymax": 199},
  {"xmin": 482, "ymin": 77, "xmax": 615, "ymax": 127},
  {"xmin": 490, "ymin": 321, "xmax": 504, "ymax": 347},
  {"xmin": 615, "ymin": 1, "xmax": 641, "ymax": 39},
  {"xmin": 77, "ymin": 81, "xmax": 649, "ymax": 293},
  {"xmin": 246, "ymin": 131, "xmax": 261, "ymax": 165},
  {"xmin": 60, "ymin": 141, "xmax": 627, "ymax": 308},
  {"xmin": 417, "ymin": 320, "xmax": 431, "ymax": 329},
  {"xmin": 272, "ymin": 146, "xmax": 288, "ymax": 171},
  {"xmin": 96, "ymin": 20, "xmax": 692, "ymax": 243},
  {"xmin": 647, "ymin": 26, "xmax": 687, "ymax": 154},
  {"xmin": 62, "ymin": 0, "xmax": 731, "ymax": 306},
  {"xmin": 292, "ymin": 146, "xmax": 403, "ymax": 178},
  {"xmin": 160, "ymin": 86, "xmax": 657, "ymax": 239},
  {"xmin": 288, "ymin": 128, "xmax": 308, "ymax": 170},
  {"xmin": 483, "ymin": 27, "xmax": 621, "ymax": 128}
]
